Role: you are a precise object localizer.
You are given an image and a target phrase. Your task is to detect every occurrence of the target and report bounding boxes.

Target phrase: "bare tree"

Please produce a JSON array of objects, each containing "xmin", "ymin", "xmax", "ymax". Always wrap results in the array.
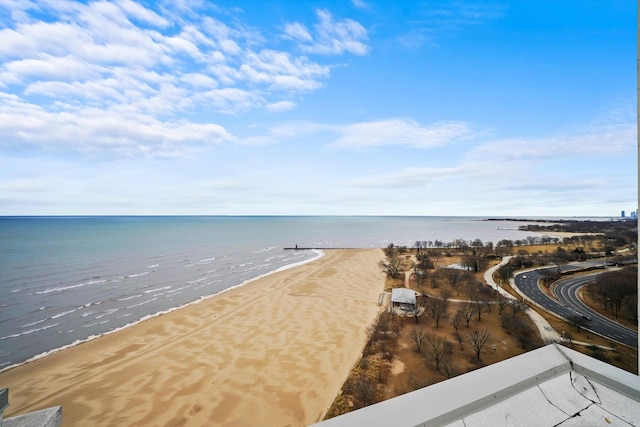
[
  {"xmin": 384, "ymin": 243, "xmax": 396, "ymax": 257},
  {"xmin": 483, "ymin": 297, "xmax": 492, "ymax": 313},
  {"xmin": 365, "ymin": 321, "xmax": 378, "ymax": 353},
  {"xmin": 497, "ymin": 264, "xmax": 513, "ymax": 283},
  {"xmin": 426, "ymin": 298, "xmax": 447, "ymax": 328},
  {"xmin": 409, "ymin": 303, "xmax": 422, "ymax": 324},
  {"xmin": 429, "ymin": 274, "xmax": 439, "ymax": 289},
  {"xmin": 440, "ymin": 287, "xmax": 452, "ymax": 312},
  {"xmin": 467, "ymin": 329, "xmax": 491, "ymax": 360},
  {"xmin": 379, "ymin": 244, "xmax": 403, "ymax": 278},
  {"xmin": 352, "ymin": 373, "xmax": 377, "ymax": 408},
  {"xmin": 474, "ymin": 300, "xmax": 488, "ymax": 321},
  {"xmin": 390, "ymin": 312, "xmax": 402, "ymax": 335},
  {"xmin": 509, "ymin": 299, "xmax": 528, "ymax": 316},
  {"xmin": 377, "ymin": 311, "xmax": 392, "ymax": 337},
  {"xmin": 425, "ymin": 334, "xmax": 448, "ymax": 371},
  {"xmin": 378, "ymin": 252, "xmax": 402, "ymax": 278},
  {"xmin": 454, "ymin": 330, "xmax": 464, "ymax": 350},
  {"xmin": 414, "ymin": 268, "xmax": 427, "ymax": 288},
  {"xmin": 442, "ymin": 353, "xmax": 457, "ymax": 379},
  {"xmin": 410, "ymin": 327, "xmax": 426, "ymax": 353},
  {"xmin": 497, "ymin": 296, "xmax": 509, "ymax": 316},
  {"xmin": 465, "ymin": 281, "xmax": 479, "ymax": 302},
  {"xmin": 448, "ymin": 312, "xmax": 461, "ymax": 332},
  {"xmin": 407, "ymin": 369, "xmax": 431, "ymax": 392},
  {"xmin": 373, "ymin": 311, "xmax": 397, "ymax": 355},
  {"xmin": 443, "ymin": 268, "xmax": 461, "ymax": 291},
  {"xmin": 459, "ymin": 303, "xmax": 475, "ymax": 328},
  {"xmin": 434, "ymin": 300, "xmax": 447, "ymax": 328}
]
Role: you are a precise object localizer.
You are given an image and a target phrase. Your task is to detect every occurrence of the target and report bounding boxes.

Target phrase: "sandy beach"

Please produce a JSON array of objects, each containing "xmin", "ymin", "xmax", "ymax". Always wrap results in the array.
[{"xmin": 0, "ymin": 249, "xmax": 385, "ymax": 426}]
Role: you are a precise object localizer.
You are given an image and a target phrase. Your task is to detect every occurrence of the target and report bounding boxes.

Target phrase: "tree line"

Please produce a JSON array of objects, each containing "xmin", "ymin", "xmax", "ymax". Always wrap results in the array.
[{"xmin": 589, "ymin": 266, "xmax": 637, "ymax": 323}]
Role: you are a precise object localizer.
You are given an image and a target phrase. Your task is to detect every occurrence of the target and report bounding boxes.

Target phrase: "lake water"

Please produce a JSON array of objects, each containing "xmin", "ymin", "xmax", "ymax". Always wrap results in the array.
[{"xmin": 0, "ymin": 215, "xmax": 558, "ymax": 369}]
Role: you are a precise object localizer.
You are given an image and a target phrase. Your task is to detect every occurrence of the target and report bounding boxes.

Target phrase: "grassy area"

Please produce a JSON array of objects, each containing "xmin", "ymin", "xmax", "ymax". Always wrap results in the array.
[
  {"xmin": 383, "ymin": 299, "xmax": 542, "ymax": 399},
  {"xmin": 581, "ymin": 284, "xmax": 637, "ymax": 331},
  {"xmin": 326, "ymin": 236, "xmax": 637, "ymax": 420},
  {"xmin": 324, "ymin": 251, "xmax": 542, "ymax": 420}
]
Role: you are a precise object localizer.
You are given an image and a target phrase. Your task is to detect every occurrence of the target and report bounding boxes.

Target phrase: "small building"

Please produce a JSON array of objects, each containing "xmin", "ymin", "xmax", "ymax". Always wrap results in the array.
[{"xmin": 391, "ymin": 288, "xmax": 417, "ymax": 312}]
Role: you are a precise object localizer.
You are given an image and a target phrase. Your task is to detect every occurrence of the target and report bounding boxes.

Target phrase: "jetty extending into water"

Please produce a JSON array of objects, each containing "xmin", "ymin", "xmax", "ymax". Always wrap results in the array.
[{"xmin": 284, "ymin": 247, "xmax": 356, "ymax": 250}]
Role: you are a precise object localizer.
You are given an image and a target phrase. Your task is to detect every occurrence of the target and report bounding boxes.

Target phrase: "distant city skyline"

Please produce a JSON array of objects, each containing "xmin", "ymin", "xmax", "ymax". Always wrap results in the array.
[{"xmin": 0, "ymin": 0, "xmax": 636, "ymax": 216}]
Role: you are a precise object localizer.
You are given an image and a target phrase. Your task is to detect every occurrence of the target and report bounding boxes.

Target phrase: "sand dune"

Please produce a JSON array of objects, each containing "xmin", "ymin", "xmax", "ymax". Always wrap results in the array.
[{"xmin": 0, "ymin": 249, "xmax": 385, "ymax": 426}]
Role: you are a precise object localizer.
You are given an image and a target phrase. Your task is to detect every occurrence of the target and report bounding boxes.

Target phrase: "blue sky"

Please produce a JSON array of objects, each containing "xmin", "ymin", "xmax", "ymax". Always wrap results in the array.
[{"xmin": 0, "ymin": 0, "xmax": 636, "ymax": 216}]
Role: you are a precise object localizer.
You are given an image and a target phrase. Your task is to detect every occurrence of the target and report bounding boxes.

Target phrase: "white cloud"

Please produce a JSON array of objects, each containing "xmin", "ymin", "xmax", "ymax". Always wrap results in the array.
[
  {"xmin": 351, "ymin": 0, "xmax": 370, "ymax": 10},
  {"xmin": 423, "ymin": 3, "xmax": 507, "ymax": 28},
  {"xmin": 468, "ymin": 114, "xmax": 636, "ymax": 162},
  {"xmin": 234, "ymin": 117, "xmax": 475, "ymax": 149},
  {"xmin": 115, "ymin": 0, "xmax": 170, "ymax": 27},
  {"xmin": 1, "ymin": 54, "xmax": 103, "ymax": 85},
  {"xmin": 199, "ymin": 179, "xmax": 252, "ymax": 191},
  {"xmin": 500, "ymin": 179, "xmax": 605, "ymax": 194},
  {"xmin": 0, "ymin": 178, "xmax": 51, "ymax": 193},
  {"xmin": 201, "ymin": 16, "xmax": 233, "ymax": 40},
  {"xmin": 240, "ymin": 49, "xmax": 329, "ymax": 91},
  {"xmin": 266, "ymin": 100, "xmax": 297, "ymax": 112},
  {"xmin": 237, "ymin": 121, "xmax": 327, "ymax": 145},
  {"xmin": 219, "ymin": 39, "xmax": 241, "ymax": 55},
  {"xmin": 181, "ymin": 72, "xmax": 218, "ymax": 89},
  {"xmin": 161, "ymin": 0, "xmax": 205, "ymax": 15},
  {"xmin": 348, "ymin": 166, "xmax": 462, "ymax": 189},
  {"xmin": 164, "ymin": 32, "xmax": 203, "ymax": 59},
  {"xmin": 396, "ymin": 3, "xmax": 506, "ymax": 51},
  {"xmin": 194, "ymin": 87, "xmax": 262, "ymax": 114},
  {"xmin": 283, "ymin": 22, "xmax": 312, "ymax": 42},
  {"xmin": 0, "ymin": 21, "xmax": 86, "ymax": 59},
  {"xmin": 284, "ymin": 9, "xmax": 369, "ymax": 56},
  {"xmin": 397, "ymin": 29, "xmax": 436, "ymax": 51},
  {"xmin": 313, "ymin": 9, "xmax": 368, "ymax": 55},
  {"xmin": 331, "ymin": 118, "xmax": 475, "ymax": 149},
  {"xmin": 0, "ymin": 93, "xmax": 232, "ymax": 157},
  {"xmin": 0, "ymin": 0, "xmax": 38, "ymax": 25},
  {"xmin": 0, "ymin": 1, "xmax": 369, "ymax": 157},
  {"xmin": 24, "ymin": 79, "xmax": 126, "ymax": 102}
]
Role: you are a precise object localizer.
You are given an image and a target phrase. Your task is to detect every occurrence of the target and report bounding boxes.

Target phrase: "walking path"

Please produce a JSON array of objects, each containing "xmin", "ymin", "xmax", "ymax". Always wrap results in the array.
[
  {"xmin": 484, "ymin": 257, "xmax": 614, "ymax": 350},
  {"xmin": 405, "ymin": 257, "xmax": 611, "ymax": 350},
  {"xmin": 484, "ymin": 257, "xmax": 561, "ymax": 344},
  {"xmin": 405, "ymin": 258, "xmax": 560, "ymax": 343}
]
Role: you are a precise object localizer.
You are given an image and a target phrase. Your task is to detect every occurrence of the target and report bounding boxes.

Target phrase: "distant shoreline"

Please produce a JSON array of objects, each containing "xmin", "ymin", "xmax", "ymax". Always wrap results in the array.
[{"xmin": 486, "ymin": 217, "xmax": 614, "ymax": 222}]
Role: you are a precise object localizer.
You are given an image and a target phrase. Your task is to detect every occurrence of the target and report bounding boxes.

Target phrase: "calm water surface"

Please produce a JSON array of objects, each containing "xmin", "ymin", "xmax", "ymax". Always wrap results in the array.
[{"xmin": 0, "ymin": 216, "xmax": 559, "ymax": 369}]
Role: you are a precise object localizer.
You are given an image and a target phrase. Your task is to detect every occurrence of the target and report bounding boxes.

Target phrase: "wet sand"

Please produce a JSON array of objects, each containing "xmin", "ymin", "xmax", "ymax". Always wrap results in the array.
[{"xmin": 0, "ymin": 249, "xmax": 385, "ymax": 426}]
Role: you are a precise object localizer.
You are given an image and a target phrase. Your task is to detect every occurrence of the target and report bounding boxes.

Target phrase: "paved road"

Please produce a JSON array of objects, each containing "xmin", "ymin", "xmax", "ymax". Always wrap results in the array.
[
  {"xmin": 514, "ymin": 267, "xmax": 637, "ymax": 349},
  {"xmin": 553, "ymin": 274, "xmax": 638, "ymax": 349}
]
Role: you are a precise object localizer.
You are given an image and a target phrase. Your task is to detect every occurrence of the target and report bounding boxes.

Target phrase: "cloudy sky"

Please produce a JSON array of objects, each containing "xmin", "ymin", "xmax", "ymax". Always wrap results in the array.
[{"xmin": 0, "ymin": 0, "xmax": 636, "ymax": 216}]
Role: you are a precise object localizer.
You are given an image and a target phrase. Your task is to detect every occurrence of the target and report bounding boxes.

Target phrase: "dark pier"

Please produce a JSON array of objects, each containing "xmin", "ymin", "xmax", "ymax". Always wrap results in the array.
[{"xmin": 284, "ymin": 247, "xmax": 356, "ymax": 250}]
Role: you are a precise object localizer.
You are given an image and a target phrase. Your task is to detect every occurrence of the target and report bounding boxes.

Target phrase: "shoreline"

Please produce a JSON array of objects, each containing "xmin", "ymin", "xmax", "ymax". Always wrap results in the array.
[
  {"xmin": 0, "ymin": 248, "xmax": 384, "ymax": 426},
  {"xmin": 0, "ymin": 249, "xmax": 326, "ymax": 375},
  {"xmin": 540, "ymin": 231, "xmax": 604, "ymax": 239}
]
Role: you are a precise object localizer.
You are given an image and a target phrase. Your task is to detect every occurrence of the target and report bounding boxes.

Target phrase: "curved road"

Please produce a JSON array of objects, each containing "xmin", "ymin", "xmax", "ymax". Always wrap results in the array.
[
  {"xmin": 553, "ymin": 274, "xmax": 637, "ymax": 349},
  {"xmin": 514, "ymin": 267, "xmax": 637, "ymax": 349}
]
